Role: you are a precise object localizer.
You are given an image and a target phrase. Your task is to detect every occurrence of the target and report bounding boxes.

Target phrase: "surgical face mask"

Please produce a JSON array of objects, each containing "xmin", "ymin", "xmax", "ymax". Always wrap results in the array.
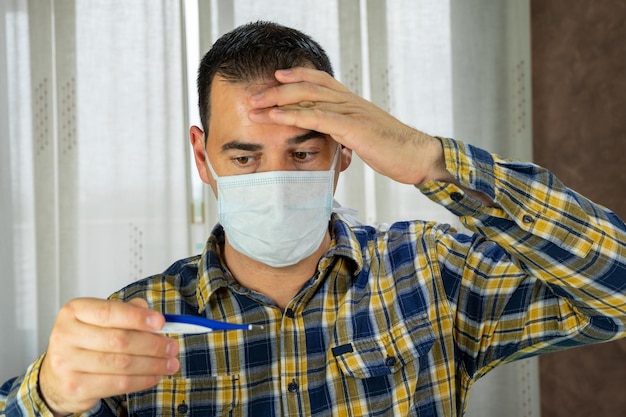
[{"xmin": 206, "ymin": 144, "xmax": 340, "ymax": 268}]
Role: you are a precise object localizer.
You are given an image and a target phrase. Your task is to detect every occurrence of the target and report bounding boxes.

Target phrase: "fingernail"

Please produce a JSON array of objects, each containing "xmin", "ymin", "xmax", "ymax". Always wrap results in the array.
[
  {"xmin": 167, "ymin": 358, "xmax": 180, "ymax": 373},
  {"xmin": 166, "ymin": 340, "xmax": 179, "ymax": 356},
  {"xmin": 277, "ymin": 68, "xmax": 292, "ymax": 75},
  {"xmin": 146, "ymin": 314, "xmax": 162, "ymax": 330}
]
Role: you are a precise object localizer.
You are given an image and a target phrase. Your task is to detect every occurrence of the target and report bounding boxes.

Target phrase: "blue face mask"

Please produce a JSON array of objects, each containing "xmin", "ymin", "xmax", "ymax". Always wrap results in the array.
[{"xmin": 206, "ymin": 144, "xmax": 340, "ymax": 267}]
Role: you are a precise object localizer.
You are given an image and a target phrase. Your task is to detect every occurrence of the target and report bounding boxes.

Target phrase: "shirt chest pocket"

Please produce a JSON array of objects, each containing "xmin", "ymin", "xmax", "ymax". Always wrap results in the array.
[
  {"xmin": 127, "ymin": 375, "xmax": 240, "ymax": 417},
  {"xmin": 330, "ymin": 314, "xmax": 435, "ymax": 413}
]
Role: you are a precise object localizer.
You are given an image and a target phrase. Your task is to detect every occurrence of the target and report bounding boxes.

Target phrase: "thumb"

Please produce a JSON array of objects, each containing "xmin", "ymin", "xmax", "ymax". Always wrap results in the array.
[{"xmin": 128, "ymin": 298, "xmax": 150, "ymax": 309}]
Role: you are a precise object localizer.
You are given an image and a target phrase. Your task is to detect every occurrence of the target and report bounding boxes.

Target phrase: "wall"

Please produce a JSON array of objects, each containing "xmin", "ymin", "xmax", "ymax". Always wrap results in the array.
[{"xmin": 531, "ymin": 1, "xmax": 626, "ymax": 416}]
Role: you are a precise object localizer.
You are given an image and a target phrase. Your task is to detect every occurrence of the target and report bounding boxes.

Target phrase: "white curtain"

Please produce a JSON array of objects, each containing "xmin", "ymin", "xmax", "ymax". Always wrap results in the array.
[
  {"xmin": 0, "ymin": 0, "xmax": 189, "ymax": 379},
  {"xmin": 1, "ymin": 0, "xmax": 539, "ymax": 416}
]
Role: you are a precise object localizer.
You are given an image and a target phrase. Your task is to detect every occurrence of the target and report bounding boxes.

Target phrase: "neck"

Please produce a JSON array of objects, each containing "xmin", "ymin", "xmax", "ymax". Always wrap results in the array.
[{"xmin": 223, "ymin": 232, "xmax": 331, "ymax": 310}]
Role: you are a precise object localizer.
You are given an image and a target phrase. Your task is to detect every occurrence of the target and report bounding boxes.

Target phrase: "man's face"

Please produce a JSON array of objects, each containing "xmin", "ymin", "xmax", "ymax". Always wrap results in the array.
[{"xmin": 192, "ymin": 76, "xmax": 348, "ymax": 195}]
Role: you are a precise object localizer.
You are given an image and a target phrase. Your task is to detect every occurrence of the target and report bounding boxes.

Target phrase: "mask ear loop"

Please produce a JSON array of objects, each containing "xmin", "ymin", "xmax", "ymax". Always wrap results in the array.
[
  {"xmin": 329, "ymin": 143, "xmax": 341, "ymax": 173},
  {"xmin": 205, "ymin": 151, "xmax": 220, "ymax": 180}
]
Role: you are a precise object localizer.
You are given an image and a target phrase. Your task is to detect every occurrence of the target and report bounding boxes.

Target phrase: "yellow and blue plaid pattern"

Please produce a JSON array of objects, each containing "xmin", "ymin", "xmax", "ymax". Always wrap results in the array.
[{"xmin": 2, "ymin": 137, "xmax": 625, "ymax": 416}]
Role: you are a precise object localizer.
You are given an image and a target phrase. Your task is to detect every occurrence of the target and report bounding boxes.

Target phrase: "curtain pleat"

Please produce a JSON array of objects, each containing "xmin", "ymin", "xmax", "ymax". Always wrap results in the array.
[{"xmin": 1, "ymin": 0, "xmax": 40, "ymax": 381}]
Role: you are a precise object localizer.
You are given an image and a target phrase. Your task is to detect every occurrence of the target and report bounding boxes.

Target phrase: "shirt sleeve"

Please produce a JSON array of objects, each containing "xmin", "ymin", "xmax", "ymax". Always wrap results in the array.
[
  {"xmin": 416, "ymin": 137, "xmax": 626, "ymax": 375},
  {"xmin": 0, "ymin": 354, "xmax": 118, "ymax": 416},
  {"xmin": 0, "ymin": 354, "xmax": 52, "ymax": 417}
]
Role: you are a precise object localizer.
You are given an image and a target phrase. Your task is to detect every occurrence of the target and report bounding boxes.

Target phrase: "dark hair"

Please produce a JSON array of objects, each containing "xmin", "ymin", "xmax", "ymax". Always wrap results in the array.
[{"xmin": 196, "ymin": 21, "xmax": 334, "ymax": 135}]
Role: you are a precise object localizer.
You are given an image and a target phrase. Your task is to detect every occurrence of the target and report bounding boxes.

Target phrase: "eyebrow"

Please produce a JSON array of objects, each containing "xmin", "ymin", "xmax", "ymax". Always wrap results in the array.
[{"xmin": 221, "ymin": 131, "xmax": 326, "ymax": 153}]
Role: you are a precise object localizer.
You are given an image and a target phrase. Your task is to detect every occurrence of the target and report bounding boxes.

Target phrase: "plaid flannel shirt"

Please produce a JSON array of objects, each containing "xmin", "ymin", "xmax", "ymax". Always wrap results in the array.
[{"xmin": 2, "ymin": 137, "xmax": 625, "ymax": 416}]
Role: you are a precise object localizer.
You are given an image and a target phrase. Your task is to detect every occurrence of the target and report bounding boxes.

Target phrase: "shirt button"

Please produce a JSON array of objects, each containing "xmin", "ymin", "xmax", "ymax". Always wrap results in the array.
[
  {"xmin": 285, "ymin": 308, "xmax": 295, "ymax": 318},
  {"xmin": 385, "ymin": 355, "xmax": 397, "ymax": 367},
  {"xmin": 288, "ymin": 379, "xmax": 299, "ymax": 393},
  {"xmin": 522, "ymin": 214, "xmax": 534, "ymax": 223},
  {"xmin": 450, "ymin": 192, "xmax": 463, "ymax": 202},
  {"xmin": 177, "ymin": 402, "xmax": 188, "ymax": 414}
]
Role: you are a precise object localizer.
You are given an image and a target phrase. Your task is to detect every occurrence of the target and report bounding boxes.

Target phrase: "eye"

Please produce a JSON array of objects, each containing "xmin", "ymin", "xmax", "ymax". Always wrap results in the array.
[
  {"xmin": 291, "ymin": 151, "xmax": 318, "ymax": 162},
  {"xmin": 232, "ymin": 155, "xmax": 254, "ymax": 166}
]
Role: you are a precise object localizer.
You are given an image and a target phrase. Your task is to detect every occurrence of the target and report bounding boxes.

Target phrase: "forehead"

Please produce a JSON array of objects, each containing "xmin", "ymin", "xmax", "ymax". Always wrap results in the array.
[
  {"xmin": 207, "ymin": 77, "xmax": 261, "ymax": 128},
  {"xmin": 207, "ymin": 76, "xmax": 274, "ymax": 129},
  {"xmin": 207, "ymin": 76, "xmax": 318, "ymax": 147}
]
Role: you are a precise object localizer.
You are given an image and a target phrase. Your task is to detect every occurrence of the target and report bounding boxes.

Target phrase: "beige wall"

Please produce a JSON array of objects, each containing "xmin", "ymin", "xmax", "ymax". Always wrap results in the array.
[{"xmin": 531, "ymin": 1, "xmax": 626, "ymax": 416}]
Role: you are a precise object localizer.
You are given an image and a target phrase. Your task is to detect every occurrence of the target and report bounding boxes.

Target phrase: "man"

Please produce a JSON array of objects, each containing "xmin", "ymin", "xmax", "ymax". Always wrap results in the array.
[{"xmin": 1, "ymin": 21, "xmax": 625, "ymax": 417}]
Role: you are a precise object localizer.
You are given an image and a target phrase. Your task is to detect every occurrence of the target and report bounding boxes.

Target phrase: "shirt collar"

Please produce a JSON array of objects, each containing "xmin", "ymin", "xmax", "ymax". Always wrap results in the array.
[{"xmin": 195, "ymin": 214, "xmax": 366, "ymax": 314}]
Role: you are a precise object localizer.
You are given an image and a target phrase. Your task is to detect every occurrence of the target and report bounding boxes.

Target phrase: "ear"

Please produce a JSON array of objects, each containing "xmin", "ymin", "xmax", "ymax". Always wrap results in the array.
[
  {"xmin": 340, "ymin": 145, "xmax": 352, "ymax": 172},
  {"xmin": 190, "ymin": 125, "xmax": 211, "ymax": 184}
]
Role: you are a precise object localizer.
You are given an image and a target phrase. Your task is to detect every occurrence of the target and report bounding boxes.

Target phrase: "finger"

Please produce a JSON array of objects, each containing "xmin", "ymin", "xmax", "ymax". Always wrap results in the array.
[
  {"xmin": 128, "ymin": 297, "xmax": 149, "ymax": 309},
  {"xmin": 59, "ymin": 298, "xmax": 164, "ymax": 332},
  {"xmin": 249, "ymin": 82, "xmax": 344, "ymax": 110},
  {"xmin": 249, "ymin": 68, "xmax": 350, "ymax": 110},
  {"xmin": 279, "ymin": 100, "xmax": 317, "ymax": 110},
  {"xmin": 53, "ymin": 346, "xmax": 179, "ymax": 376},
  {"xmin": 249, "ymin": 103, "xmax": 359, "ymax": 145},
  {"xmin": 273, "ymin": 67, "xmax": 348, "ymax": 91},
  {"xmin": 66, "ymin": 324, "xmax": 179, "ymax": 358}
]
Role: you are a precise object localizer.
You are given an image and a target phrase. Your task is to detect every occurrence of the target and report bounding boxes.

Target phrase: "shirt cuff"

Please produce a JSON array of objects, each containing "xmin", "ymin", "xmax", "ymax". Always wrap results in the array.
[
  {"xmin": 18, "ymin": 354, "xmax": 57, "ymax": 416},
  {"xmin": 19, "ymin": 354, "xmax": 106, "ymax": 416},
  {"xmin": 416, "ymin": 137, "xmax": 505, "ymax": 222}
]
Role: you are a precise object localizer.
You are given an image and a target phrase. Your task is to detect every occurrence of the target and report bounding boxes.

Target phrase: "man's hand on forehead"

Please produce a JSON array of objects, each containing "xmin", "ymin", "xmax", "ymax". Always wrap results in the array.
[{"xmin": 248, "ymin": 67, "xmax": 448, "ymax": 185}]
